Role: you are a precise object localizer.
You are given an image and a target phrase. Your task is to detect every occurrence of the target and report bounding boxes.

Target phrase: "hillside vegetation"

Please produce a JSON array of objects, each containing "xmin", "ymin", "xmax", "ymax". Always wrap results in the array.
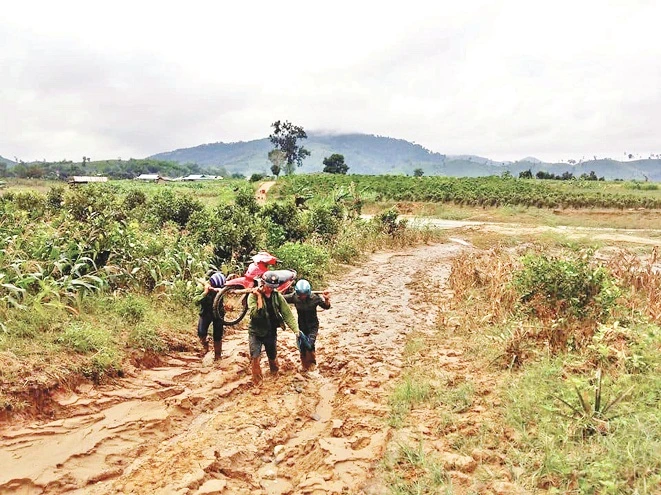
[{"xmin": 150, "ymin": 133, "xmax": 661, "ymax": 180}]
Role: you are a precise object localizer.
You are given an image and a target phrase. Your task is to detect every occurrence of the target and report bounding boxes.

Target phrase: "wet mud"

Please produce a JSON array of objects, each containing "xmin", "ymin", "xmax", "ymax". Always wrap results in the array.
[{"xmin": 1, "ymin": 243, "xmax": 463, "ymax": 495}]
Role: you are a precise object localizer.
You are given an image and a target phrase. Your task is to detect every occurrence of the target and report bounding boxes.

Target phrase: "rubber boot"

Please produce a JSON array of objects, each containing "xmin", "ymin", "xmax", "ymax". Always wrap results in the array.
[
  {"xmin": 213, "ymin": 340, "xmax": 222, "ymax": 361},
  {"xmin": 268, "ymin": 357, "xmax": 280, "ymax": 374},
  {"xmin": 199, "ymin": 337, "xmax": 209, "ymax": 356},
  {"xmin": 251, "ymin": 357, "xmax": 263, "ymax": 387},
  {"xmin": 300, "ymin": 351, "xmax": 310, "ymax": 371}
]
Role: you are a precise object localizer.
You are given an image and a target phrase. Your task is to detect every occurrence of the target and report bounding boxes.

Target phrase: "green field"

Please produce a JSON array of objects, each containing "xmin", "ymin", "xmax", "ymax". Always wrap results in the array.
[{"xmin": 0, "ymin": 174, "xmax": 659, "ymax": 493}]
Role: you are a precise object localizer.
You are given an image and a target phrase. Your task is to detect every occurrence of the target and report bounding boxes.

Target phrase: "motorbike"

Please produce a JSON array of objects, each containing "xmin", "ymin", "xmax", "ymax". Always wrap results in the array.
[{"xmin": 212, "ymin": 251, "xmax": 296, "ymax": 325}]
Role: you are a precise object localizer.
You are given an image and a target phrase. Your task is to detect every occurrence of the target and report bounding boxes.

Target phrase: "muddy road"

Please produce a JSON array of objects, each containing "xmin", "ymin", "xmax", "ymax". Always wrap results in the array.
[{"xmin": 1, "ymin": 242, "xmax": 463, "ymax": 495}]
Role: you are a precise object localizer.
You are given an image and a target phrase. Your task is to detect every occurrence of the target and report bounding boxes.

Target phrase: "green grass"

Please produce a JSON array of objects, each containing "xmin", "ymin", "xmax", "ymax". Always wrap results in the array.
[
  {"xmin": 383, "ymin": 441, "xmax": 454, "ymax": 495},
  {"xmin": 504, "ymin": 358, "xmax": 661, "ymax": 494}
]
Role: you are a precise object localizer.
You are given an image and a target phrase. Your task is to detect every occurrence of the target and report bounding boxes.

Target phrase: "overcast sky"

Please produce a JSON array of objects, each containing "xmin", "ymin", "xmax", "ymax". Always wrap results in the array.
[{"xmin": 2, "ymin": 0, "xmax": 660, "ymax": 163}]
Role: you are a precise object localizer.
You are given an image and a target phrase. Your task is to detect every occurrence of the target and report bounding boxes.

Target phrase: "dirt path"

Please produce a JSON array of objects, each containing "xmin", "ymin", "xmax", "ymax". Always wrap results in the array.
[
  {"xmin": 0, "ymin": 242, "xmax": 464, "ymax": 495},
  {"xmin": 256, "ymin": 181, "xmax": 277, "ymax": 205}
]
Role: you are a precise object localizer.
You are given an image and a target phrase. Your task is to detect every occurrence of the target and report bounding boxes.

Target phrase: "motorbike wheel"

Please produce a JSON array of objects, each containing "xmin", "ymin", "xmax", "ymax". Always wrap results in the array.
[{"xmin": 213, "ymin": 287, "xmax": 248, "ymax": 326}]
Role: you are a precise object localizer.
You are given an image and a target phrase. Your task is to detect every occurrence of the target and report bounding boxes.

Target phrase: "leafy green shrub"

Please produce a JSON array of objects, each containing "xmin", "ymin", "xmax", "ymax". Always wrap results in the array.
[
  {"xmin": 234, "ymin": 186, "xmax": 260, "ymax": 215},
  {"xmin": 58, "ymin": 322, "xmax": 115, "ymax": 354},
  {"xmin": 260, "ymin": 201, "xmax": 306, "ymax": 245},
  {"xmin": 64, "ymin": 184, "xmax": 122, "ymax": 221},
  {"xmin": 307, "ymin": 203, "xmax": 343, "ymax": 239},
  {"xmin": 123, "ymin": 189, "xmax": 147, "ymax": 210},
  {"xmin": 46, "ymin": 186, "xmax": 65, "ymax": 210},
  {"xmin": 374, "ymin": 207, "xmax": 407, "ymax": 236},
  {"xmin": 148, "ymin": 189, "xmax": 204, "ymax": 227},
  {"xmin": 249, "ymin": 173, "xmax": 266, "ymax": 182},
  {"xmin": 513, "ymin": 251, "xmax": 620, "ymax": 322},
  {"xmin": 205, "ymin": 204, "xmax": 264, "ymax": 263},
  {"xmin": 115, "ymin": 294, "xmax": 148, "ymax": 323},
  {"xmin": 273, "ymin": 242, "xmax": 330, "ymax": 287},
  {"xmin": 128, "ymin": 325, "xmax": 167, "ymax": 352},
  {"xmin": 12, "ymin": 190, "xmax": 46, "ymax": 217}
]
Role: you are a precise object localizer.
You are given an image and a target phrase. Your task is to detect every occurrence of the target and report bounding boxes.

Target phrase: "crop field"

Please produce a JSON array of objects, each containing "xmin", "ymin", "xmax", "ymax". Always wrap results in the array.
[{"xmin": 0, "ymin": 175, "xmax": 659, "ymax": 494}]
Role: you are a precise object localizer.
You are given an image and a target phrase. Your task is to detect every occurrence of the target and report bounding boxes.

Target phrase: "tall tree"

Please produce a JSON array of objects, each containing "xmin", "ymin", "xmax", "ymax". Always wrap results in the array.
[
  {"xmin": 268, "ymin": 149, "xmax": 285, "ymax": 178},
  {"xmin": 322, "ymin": 153, "xmax": 349, "ymax": 174},
  {"xmin": 269, "ymin": 120, "xmax": 310, "ymax": 175}
]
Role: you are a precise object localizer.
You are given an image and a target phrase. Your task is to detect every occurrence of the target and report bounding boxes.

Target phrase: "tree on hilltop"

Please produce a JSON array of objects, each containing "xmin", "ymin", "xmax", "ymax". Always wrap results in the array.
[
  {"xmin": 269, "ymin": 120, "xmax": 310, "ymax": 175},
  {"xmin": 268, "ymin": 149, "xmax": 285, "ymax": 178},
  {"xmin": 323, "ymin": 154, "xmax": 349, "ymax": 175}
]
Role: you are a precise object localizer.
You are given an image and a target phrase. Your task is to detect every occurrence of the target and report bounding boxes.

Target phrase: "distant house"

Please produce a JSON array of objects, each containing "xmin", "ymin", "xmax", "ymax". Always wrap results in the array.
[
  {"xmin": 180, "ymin": 174, "xmax": 222, "ymax": 181},
  {"xmin": 135, "ymin": 174, "xmax": 165, "ymax": 183},
  {"xmin": 68, "ymin": 176, "xmax": 109, "ymax": 186}
]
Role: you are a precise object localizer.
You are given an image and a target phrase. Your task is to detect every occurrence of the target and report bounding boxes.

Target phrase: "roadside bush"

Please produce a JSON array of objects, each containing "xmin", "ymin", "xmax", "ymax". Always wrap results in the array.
[
  {"xmin": 115, "ymin": 294, "xmax": 149, "ymax": 324},
  {"xmin": 513, "ymin": 252, "xmax": 620, "ymax": 322},
  {"xmin": 273, "ymin": 242, "xmax": 330, "ymax": 287},
  {"xmin": 307, "ymin": 203, "xmax": 343, "ymax": 240},
  {"xmin": 57, "ymin": 322, "xmax": 121, "ymax": 380},
  {"xmin": 374, "ymin": 207, "xmax": 407, "ymax": 236},
  {"xmin": 260, "ymin": 201, "xmax": 307, "ymax": 244},
  {"xmin": 234, "ymin": 186, "xmax": 260, "ymax": 215},
  {"xmin": 128, "ymin": 325, "xmax": 167, "ymax": 352},
  {"xmin": 57, "ymin": 322, "xmax": 115, "ymax": 354}
]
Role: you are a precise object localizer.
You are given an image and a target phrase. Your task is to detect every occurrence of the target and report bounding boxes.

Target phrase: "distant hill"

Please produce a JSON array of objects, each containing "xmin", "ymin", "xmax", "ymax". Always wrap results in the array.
[
  {"xmin": 0, "ymin": 155, "xmax": 15, "ymax": 167},
  {"xmin": 151, "ymin": 134, "xmax": 451, "ymax": 176},
  {"xmin": 109, "ymin": 134, "xmax": 659, "ymax": 181}
]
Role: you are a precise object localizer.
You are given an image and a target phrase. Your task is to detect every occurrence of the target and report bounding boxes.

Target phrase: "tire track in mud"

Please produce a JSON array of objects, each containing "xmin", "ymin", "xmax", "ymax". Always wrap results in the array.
[{"xmin": 0, "ymin": 242, "xmax": 463, "ymax": 495}]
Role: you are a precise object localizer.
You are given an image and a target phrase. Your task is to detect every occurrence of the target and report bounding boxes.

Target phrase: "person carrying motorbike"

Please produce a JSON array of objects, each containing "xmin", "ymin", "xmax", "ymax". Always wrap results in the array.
[
  {"xmin": 284, "ymin": 279, "xmax": 330, "ymax": 371},
  {"xmin": 247, "ymin": 271, "xmax": 300, "ymax": 391},
  {"xmin": 193, "ymin": 271, "xmax": 226, "ymax": 361}
]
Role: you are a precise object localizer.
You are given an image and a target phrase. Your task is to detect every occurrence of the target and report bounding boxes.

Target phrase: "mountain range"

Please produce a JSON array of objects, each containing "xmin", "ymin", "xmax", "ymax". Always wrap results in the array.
[
  {"xmin": 150, "ymin": 133, "xmax": 661, "ymax": 181},
  {"xmin": 3, "ymin": 135, "xmax": 659, "ymax": 181}
]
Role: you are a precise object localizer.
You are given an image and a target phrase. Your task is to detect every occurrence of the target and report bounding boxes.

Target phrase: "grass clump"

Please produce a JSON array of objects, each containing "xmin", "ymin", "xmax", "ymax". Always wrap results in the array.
[
  {"xmin": 437, "ymin": 242, "xmax": 661, "ymax": 493},
  {"xmin": 128, "ymin": 325, "xmax": 168, "ymax": 353},
  {"xmin": 384, "ymin": 441, "xmax": 453, "ymax": 495},
  {"xmin": 57, "ymin": 322, "xmax": 122, "ymax": 380}
]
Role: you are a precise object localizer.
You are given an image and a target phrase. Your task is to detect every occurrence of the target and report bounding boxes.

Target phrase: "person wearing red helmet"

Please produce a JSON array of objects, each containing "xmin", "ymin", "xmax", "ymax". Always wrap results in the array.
[
  {"xmin": 193, "ymin": 271, "xmax": 226, "ymax": 361},
  {"xmin": 246, "ymin": 271, "xmax": 299, "ymax": 391}
]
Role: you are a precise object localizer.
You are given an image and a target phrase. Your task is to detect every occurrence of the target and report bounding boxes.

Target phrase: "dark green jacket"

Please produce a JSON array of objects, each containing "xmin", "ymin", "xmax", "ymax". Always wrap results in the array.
[
  {"xmin": 193, "ymin": 287, "xmax": 223, "ymax": 318},
  {"xmin": 284, "ymin": 293, "xmax": 330, "ymax": 332},
  {"xmin": 247, "ymin": 290, "xmax": 299, "ymax": 338}
]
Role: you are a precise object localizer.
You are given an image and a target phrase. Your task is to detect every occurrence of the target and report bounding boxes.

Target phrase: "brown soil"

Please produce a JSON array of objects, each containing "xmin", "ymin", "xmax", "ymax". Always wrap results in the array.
[
  {"xmin": 0, "ymin": 242, "xmax": 466, "ymax": 495},
  {"xmin": 1, "ymin": 227, "xmax": 658, "ymax": 495}
]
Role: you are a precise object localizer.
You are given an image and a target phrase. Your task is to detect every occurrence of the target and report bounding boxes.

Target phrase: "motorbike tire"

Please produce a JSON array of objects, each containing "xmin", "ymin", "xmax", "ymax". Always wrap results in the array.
[{"xmin": 213, "ymin": 287, "xmax": 248, "ymax": 326}]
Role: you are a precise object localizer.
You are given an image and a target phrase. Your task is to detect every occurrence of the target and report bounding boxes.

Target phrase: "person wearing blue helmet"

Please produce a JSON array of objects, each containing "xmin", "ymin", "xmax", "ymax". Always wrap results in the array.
[
  {"xmin": 193, "ymin": 271, "xmax": 226, "ymax": 360},
  {"xmin": 285, "ymin": 279, "xmax": 331, "ymax": 371}
]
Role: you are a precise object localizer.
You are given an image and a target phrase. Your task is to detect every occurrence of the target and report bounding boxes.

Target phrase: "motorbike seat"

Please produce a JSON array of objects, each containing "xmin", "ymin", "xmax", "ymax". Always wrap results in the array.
[{"xmin": 265, "ymin": 270, "xmax": 296, "ymax": 284}]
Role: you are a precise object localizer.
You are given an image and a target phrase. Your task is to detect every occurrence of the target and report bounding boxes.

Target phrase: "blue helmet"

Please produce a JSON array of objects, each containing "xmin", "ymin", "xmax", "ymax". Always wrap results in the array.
[
  {"xmin": 295, "ymin": 279, "xmax": 311, "ymax": 296},
  {"xmin": 209, "ymin": 272, "xmax": 226, "ymax": 288}
]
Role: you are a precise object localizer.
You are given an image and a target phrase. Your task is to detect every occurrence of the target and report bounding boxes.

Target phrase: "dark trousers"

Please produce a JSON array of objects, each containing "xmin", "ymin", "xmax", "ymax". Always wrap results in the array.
[
  {"xmin": 249, "ymin": 330, "xmax": 277, "ymax": 360},
  {"xmin": 299, "ymin": 327, "xmax": 318, "ymax": 354},
  {"xmin": 197, "ymin": 313, "xmax": 224, "ymax": 342}
]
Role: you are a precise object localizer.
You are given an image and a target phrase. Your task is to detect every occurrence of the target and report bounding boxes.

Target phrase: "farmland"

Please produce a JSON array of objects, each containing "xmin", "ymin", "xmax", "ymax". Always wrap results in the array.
[{"xmin": 0, "ymin": 175, "xmax": 659, "ymax": 494}]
